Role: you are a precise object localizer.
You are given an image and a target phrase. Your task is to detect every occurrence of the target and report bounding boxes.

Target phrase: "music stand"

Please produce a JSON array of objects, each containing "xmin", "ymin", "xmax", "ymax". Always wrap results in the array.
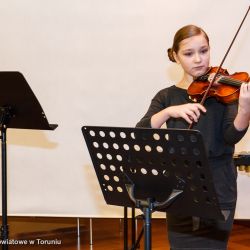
[
  {"xmin": 82, "ymin": 126, "xmax": 224, "ymax": 250},
  {"xmin": 0, "ymin": 72, "xmax": 57, "ymax": 250}
]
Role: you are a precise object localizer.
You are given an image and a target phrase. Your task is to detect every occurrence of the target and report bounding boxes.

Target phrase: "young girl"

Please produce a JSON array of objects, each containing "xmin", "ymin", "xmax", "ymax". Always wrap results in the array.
[{"xmin": 136, "ymin": 25, "xmax": 250, "ymax": 249}]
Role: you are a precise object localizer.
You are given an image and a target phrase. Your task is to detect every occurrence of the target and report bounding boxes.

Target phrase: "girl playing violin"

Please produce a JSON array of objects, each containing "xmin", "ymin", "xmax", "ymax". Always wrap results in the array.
[{"xmin": 136, "ymin": 24, "xmax": 250, "ymax": 249}]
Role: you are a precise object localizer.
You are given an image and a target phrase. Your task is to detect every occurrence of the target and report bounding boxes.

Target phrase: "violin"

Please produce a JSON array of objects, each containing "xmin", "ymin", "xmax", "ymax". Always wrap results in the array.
[{"xmin": 187, "ymin": 66, "xmax": 250, "ymax": 104}]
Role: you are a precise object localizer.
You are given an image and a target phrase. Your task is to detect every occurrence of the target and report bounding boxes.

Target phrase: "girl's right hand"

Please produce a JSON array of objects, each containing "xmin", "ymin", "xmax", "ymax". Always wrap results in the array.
[{"xmin": 166, "ymin": 103, "xmax": 206, "ymax": 124}]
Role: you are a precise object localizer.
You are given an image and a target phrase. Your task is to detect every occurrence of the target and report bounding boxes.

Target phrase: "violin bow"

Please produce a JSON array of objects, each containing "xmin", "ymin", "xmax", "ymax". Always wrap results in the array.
[{"xmin": 188, "ymin": 5, "xmax": 250, "ymax": 129}]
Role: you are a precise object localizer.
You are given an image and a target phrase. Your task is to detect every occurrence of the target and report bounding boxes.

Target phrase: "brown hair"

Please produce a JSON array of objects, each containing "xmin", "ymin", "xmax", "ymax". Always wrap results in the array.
[{"xmin": 167, "ymin": 25, "xmax": 209, "ymax": 62}]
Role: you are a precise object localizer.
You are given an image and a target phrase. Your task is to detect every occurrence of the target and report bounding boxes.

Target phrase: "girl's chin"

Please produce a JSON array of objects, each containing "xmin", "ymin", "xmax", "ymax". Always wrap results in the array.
[{"xmin": 192, "ymin": 68, "xmax": 208, "ymax": 77}]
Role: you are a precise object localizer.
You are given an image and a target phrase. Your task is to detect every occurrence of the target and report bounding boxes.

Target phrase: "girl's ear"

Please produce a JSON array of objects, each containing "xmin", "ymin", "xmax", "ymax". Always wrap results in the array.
[{"xmin": 173, "ymin": 51, "xmax": 180, "ymax": 64}]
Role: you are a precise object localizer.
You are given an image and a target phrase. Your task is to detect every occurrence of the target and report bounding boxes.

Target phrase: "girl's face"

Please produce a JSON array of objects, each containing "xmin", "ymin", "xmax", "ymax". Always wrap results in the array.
[{"xmin": 174, "ymin": 34, "xmax": 210, "ymax": 78}]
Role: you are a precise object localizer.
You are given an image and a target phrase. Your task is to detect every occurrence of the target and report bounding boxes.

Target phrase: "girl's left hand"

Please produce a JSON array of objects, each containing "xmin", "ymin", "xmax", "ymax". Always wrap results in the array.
[
  {"xmin": 238, "ymin": 82, "xmax": 250, "ymax": 117},
  {"xmin": 233, "ymin": 82, "xmax": 250, "ymax": 131}
]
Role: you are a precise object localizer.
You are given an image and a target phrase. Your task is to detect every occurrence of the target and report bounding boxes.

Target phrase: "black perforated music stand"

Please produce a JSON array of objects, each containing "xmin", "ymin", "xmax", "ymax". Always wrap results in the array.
[
  {"xmin": 82, "ymin": 126, "xmax": 224, "ymax": 250},
  {"xmin": 0, "ymin": 72, "xmax": 57, "ymax": 250}
]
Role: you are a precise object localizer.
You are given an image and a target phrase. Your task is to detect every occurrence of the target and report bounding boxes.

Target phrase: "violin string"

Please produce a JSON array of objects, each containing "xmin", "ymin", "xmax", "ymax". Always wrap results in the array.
[
  {"xmin": 219, "ymin": 76, "xmax": 244, "ymax": 87},
  {"xmin": 199, "ymin": 74, "xmax": 244, "ymax": 87}
]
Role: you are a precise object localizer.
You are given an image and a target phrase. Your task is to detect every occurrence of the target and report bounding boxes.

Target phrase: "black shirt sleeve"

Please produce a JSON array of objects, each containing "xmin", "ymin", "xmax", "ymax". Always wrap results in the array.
[
  {"xmin": 223, "ymin": 102, "xmax": 248, "ymax": 145},
  {"xmin": 136, "ymin": 88, "xmax": 168, "ymax": 128}
]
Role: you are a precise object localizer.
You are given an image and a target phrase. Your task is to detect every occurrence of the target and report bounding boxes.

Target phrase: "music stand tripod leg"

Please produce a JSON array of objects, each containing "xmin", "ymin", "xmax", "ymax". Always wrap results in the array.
[{"xmin": 131, "ymin": 225, "xmax": 144, "ymax": 250}]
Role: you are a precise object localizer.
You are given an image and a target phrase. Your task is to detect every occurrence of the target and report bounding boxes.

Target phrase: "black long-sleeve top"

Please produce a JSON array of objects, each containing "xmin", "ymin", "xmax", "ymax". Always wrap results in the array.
[{"xmin": 136, "ymin": 85, "xmax": 248, "ymax": 209}]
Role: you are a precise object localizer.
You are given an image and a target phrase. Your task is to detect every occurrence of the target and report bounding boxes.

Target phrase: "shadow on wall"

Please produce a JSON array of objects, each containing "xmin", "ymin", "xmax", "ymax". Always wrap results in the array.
[
  {"xmin": 166, "ymin": 64, "xmax": 183, "ymax": 83},
  {"xmin": 83, "ymin": 164, "xmax": 105, "ymax": 207},
  {"xmin": 7, "ymin": 129, "xmax": 58, "ymax": 149},
  {"xmin": 81, "ymin": 163, "xmax": 121, "ymax": 216}
]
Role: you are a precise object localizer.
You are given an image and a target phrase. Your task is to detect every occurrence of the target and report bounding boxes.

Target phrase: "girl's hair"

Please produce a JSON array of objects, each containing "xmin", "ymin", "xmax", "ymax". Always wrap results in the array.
[{"xmin": 167, "ymin": 25, "xmax": 209, "ymax": 62}]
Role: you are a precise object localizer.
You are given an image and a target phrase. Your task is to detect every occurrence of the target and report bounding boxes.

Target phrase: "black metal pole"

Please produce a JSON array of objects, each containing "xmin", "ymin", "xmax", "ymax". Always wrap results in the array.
[
  {"xmin": 124, "ymin": 206, "xmax": 128, "ymax": 250},
  {"xmin": 1, "ymin": 126, "xmax": 8, "ymax": 250},
  {"xmin": 143, "ymin": 206, "xmax": 151, "ymax": 250},
  {"xmin": 131, "ymin": 207, "xmax": 136, "ymax": 247}
]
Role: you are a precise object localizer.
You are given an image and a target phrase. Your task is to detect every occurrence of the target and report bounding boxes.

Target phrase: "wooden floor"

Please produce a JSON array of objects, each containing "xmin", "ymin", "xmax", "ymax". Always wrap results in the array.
[{"xmin": 0, "ymin": 217, "xmax": 250, "ymax": 249}]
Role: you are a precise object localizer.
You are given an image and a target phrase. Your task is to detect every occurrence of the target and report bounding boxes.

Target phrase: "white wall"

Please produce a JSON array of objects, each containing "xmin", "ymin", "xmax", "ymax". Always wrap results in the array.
[{"xmin": 0, "ymin": 0, "xmax": 249, "ymax": 218}]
